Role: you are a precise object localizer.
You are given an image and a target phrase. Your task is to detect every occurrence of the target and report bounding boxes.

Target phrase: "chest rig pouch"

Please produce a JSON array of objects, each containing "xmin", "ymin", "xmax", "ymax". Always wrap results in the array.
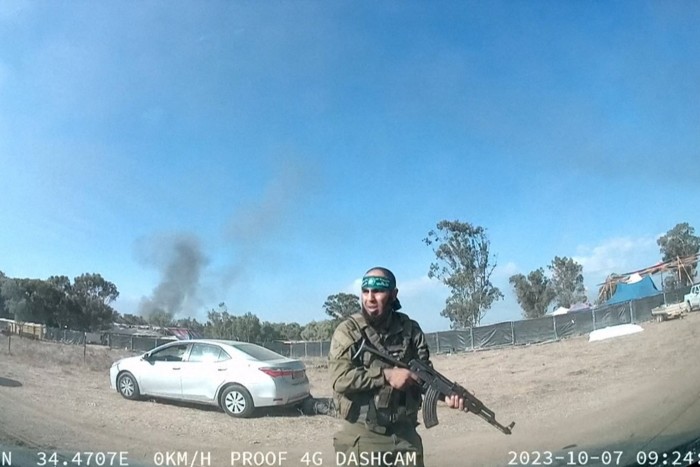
[{"xmin": 348, "ymin": 312, "xmax": 423, "ymax": 434}]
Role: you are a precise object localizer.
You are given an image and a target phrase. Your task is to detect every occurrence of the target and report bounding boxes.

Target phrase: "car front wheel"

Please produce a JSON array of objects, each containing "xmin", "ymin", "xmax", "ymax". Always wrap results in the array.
[
  {"xmin": 221, "ymin": 384, "xmax": 254, "ymax": 418},
  {"xmin": 117, "ymin": 372, "xmax": 141, "ymax": 400}
]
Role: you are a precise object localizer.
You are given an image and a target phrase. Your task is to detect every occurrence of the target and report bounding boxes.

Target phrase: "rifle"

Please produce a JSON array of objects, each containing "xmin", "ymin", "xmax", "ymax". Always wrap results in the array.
[{"xmin": 353, "ymin": 338, "xmax": 515, "ymax": 435}]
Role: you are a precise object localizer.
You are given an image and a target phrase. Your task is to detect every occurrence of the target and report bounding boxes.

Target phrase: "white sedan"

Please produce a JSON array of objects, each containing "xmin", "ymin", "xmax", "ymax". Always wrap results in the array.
[{"xmin": 109, "ymin": 339, "xmax": 310, "ymax": 418}]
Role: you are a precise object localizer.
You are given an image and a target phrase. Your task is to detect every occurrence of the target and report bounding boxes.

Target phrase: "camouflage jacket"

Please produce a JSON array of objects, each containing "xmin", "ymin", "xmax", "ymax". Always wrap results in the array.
[{"xmin": 328, "ymin": 310, "xmax": 431, "ymax": 431}]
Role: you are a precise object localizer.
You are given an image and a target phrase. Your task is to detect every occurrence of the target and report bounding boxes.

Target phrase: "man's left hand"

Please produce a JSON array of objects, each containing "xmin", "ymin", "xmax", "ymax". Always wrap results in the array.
[{"xmin": 445, "ymin": 394, "xmax": 467, "ymax": 411}]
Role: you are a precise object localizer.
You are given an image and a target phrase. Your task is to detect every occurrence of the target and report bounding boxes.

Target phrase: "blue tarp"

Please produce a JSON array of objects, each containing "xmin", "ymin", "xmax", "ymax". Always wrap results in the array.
[{"xmin": 606, "ymin": 276, "xmax": 660, "ymax": 305}]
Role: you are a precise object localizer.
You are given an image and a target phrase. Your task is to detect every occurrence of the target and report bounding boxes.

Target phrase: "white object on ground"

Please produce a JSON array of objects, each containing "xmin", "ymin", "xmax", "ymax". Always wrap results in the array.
[{"xmin": 589, "ymin": 324, "xmax": 644, "ymax": 342}]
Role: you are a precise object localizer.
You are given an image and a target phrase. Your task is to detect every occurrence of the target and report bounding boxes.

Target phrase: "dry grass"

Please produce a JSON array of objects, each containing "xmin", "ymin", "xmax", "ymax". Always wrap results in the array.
[{"xmin": 0, "ymin": 334, "xmax": 139, "ymax": 372}]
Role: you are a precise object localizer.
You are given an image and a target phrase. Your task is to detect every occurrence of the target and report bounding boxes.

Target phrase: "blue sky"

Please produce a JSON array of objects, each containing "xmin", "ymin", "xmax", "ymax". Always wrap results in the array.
[{"xmin": 1, "ymin": 1, "xmax": 698, "ymax": 332}]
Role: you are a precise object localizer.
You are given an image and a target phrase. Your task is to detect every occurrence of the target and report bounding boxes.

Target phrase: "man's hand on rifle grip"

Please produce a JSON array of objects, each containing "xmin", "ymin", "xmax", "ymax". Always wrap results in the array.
[
  {"xmin": 445, "ymin": 394, "xmax": 468, "ymax": 412},
  {"xmin": 382, "ymin": 367, "xmax": 419, "ymax": 390}
]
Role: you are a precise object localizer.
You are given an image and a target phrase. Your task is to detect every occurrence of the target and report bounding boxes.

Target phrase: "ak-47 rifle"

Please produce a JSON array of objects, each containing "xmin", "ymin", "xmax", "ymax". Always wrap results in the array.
[{"xmin": 353, "ymin": 338, "xmax": 515, "ymax": 435}]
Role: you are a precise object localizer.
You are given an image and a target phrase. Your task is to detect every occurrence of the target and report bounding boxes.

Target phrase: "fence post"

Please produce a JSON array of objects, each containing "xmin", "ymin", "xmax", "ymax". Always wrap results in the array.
[
  {"xmin": 130, "ymin": 336, "xmax": 134, "ymax": 351},
  {"xmin": 592, "ymin": 308, "xmax": 597, "ymax": 330},
  {"xmin": 305, "ymin": 341, "xmax": 308, "ymax": 359},
  {"xmin": 553, "ymin": 316, "xmax": 559, "ymax": 340},
  {"xmin": 469, "ymin": 327, "xmax": 474, "ymax": 351},
  {"xmin": 7, "ymin": 333, "xmax": 10, "ymax": 355},
  {"xmin": 435, "ymin": 332, "xmax": 440, "ymax": 354},
  {"xmin": 510, "ymin": 321, "xmax": 515, "ymax": 345},
  {"xmin": 83, "ymin": 332, "xmax": 87, "ymax": 364},
  {"xmin": 630, "ymin": 301, "xmax": 636, "ymax": 323}
]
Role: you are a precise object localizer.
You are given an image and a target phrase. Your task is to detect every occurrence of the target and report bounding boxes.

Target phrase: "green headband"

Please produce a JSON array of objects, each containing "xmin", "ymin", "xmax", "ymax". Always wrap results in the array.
[{"xmin": 362, "ymin": 275, "xmax": 394, "ymax": 290}]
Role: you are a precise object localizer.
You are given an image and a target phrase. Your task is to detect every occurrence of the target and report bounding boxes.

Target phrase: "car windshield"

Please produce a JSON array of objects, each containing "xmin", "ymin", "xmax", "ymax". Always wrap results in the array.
[{"xmin": 229, "ymin": 343, "xmax": 287, "ymax": 361}]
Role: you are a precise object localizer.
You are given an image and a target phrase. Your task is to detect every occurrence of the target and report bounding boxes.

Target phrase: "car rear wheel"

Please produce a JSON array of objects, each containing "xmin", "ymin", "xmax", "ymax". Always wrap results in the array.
[
  {"xmin": 221, "ymin": 384, "xmax": 255, "ymax": 418},
  {"xmin": 117, "ymin": 372, "xmax": 141, "ymax": 400}
]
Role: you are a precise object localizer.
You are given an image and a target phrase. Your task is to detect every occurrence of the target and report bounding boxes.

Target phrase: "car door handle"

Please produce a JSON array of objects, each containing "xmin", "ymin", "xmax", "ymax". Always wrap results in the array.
[
  {"xmin": 172, "ymin": 367, "xmax": 181, "ymax": 370},
  {"xmin": 217, "ymin": 368, "xmax": 226, "ymax": 371}
]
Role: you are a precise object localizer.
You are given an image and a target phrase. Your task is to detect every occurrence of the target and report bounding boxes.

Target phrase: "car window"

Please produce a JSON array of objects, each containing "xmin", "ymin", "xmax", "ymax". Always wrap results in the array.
[
  {"xmin": 188, "ymin": 343, "xmax": 230, "ymax": 363},
  {"xmin": 149, "ymin": 344, "xmax": 189, "ymax": 362},
  {"xmin": 230, "ymin": 343, "xmax": 286, "ymax": 361}
]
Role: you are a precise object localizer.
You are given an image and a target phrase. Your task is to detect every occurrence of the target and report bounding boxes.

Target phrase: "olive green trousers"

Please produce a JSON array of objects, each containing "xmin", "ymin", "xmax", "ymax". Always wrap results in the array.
[{"xmin": 333, "ymin": 422, "xmax": 424, "ymax": 466}]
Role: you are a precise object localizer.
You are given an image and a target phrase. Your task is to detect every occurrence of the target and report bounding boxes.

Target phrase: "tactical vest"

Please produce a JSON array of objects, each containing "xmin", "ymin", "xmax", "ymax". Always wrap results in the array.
[{"xmin": 335, "ymin": 311, "xmax": 423, "ymax": 434}]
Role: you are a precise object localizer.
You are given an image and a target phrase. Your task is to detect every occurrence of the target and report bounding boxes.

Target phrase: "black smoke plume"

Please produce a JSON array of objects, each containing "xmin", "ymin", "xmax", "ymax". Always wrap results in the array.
[{"xmin": 136, "ymin": 234, "xmax": 208, "ymax": 322}]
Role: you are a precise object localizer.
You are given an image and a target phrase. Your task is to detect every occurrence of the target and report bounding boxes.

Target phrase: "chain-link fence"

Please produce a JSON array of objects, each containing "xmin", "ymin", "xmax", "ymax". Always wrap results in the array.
[
  {"xmin": 270, "ymin": 286, "xmax": 692, "ymax": 359},
  {"xmin": 104, "ymin": 334, "xmax": 176, "ymax": 352},
  {"xmin": 11, "ymin": 285, "xmax": 693, "ymax": 359}
]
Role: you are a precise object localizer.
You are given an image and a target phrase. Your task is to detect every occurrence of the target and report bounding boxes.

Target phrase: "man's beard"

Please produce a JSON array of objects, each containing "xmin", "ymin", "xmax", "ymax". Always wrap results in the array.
[{"xmin": 361, "ymin": 306, "xmax": 392, "ymax": 328}]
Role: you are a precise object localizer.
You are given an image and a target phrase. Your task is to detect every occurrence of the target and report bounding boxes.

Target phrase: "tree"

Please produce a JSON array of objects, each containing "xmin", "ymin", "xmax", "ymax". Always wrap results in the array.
[
  {"xmin": 548, "ymin": 256, "xmax": 587, "ymax": 308},
  {"xmin": 46, "ymin": 275, "xmax": 82, "ymax": 329},
  {"xmin": 72, "ymin": 273, "xmax": 119, "ymax": 304},
  {"xmin": 657, "ymin": 222, "xmax": 700, "ymax": 287},
  {"xmin": 201, "ymin": 304, "xmax": 265, "ymax": 342},
  {"xmin": 259, "ymin": 321, "xmax": 281, "ymax": 343},
  {"xmin": 509, "ymin": 268, "xmax": 556, "ymax": 319},
  {"xmin": 204, "ymin": 304, "xmax": 234, "ymax": 338},
  {"xmin": 323, "ymin": 293, "xmax": 360, "ymax": 320},
  {"xmin": 300, "ymin": 320, "xmax": 336, "ymax": 341},
  {"xmin": 231, "ymin": 312, "xmax": 262, "ymax": 342},
  {"xmin": 1, "ymin": 278, "xmax": 64, "ymax": 325},
  {"xmin": 272, "ymin": 322, "xmax": 303, "ymax": 341},
  {"xmin": 204, "ymin": 311, "xmax": 222, "ymax": 338},
  {"xmin": 0, "ymin": 276, "xmax": 80, "ymax": 328},
  {"xmin": 71, "ymin": 273, "xmax": 119, "ymax": 330},
  {"xmin": 423, "ymin": 220, "xmax": 503, "ymax": 328},
  {"xmin": 174, "ymin": 317, "xmax": 205, "ymax": 334}
]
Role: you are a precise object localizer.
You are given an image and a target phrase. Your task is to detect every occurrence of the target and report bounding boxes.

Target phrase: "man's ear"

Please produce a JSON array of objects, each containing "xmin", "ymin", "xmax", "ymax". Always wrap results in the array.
[{"xmin": 393, "ymin": 288, "xmax": 399, "ymax": 300}]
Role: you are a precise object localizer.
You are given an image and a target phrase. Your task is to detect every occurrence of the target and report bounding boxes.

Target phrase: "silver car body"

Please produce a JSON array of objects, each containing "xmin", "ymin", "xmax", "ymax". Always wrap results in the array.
[{"xmin": 109, "ymin": 339, "xmax": 310, "ymax": 412}]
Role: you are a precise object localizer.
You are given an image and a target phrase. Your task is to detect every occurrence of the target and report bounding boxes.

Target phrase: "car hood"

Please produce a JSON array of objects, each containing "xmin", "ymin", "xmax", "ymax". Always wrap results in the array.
[{"xmin": 112, "ymin": 354, "xmax": 144, "ymax": 367}]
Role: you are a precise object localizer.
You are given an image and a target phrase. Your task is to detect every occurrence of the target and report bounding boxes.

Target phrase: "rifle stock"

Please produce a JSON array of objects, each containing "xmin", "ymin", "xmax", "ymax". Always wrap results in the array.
[{"xmin": 354, "ymin": 339, "xmax": 515, "ymax": 435}]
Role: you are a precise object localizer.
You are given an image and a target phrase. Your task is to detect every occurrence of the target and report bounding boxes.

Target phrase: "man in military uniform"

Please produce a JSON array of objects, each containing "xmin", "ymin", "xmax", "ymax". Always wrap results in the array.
[{"xmin": 329, "ymin": 267, "xmax": 464, "ymax": 466}]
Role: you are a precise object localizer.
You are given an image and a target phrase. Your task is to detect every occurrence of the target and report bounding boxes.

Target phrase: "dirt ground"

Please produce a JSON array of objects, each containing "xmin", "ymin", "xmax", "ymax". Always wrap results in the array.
[{"xmin": 1, "ymin": 313, "xmax": 699, "ymax": 467}]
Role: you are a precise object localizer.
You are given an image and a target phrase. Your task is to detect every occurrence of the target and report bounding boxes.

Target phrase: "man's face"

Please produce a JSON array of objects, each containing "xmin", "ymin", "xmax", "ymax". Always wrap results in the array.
[{"xmin": 361, "ymin": 275, "xmax": 397, "ymax": 320}]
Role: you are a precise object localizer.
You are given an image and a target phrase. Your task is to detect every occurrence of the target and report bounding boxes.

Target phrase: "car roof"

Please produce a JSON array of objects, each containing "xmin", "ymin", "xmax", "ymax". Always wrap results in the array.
[
  {"xmin": 159, "ymin": 339, "xmax": 275, "ymax": 349},
  {"xmin": 162, "ymin": 339, "xmax": 248, "ymax": 345}
]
